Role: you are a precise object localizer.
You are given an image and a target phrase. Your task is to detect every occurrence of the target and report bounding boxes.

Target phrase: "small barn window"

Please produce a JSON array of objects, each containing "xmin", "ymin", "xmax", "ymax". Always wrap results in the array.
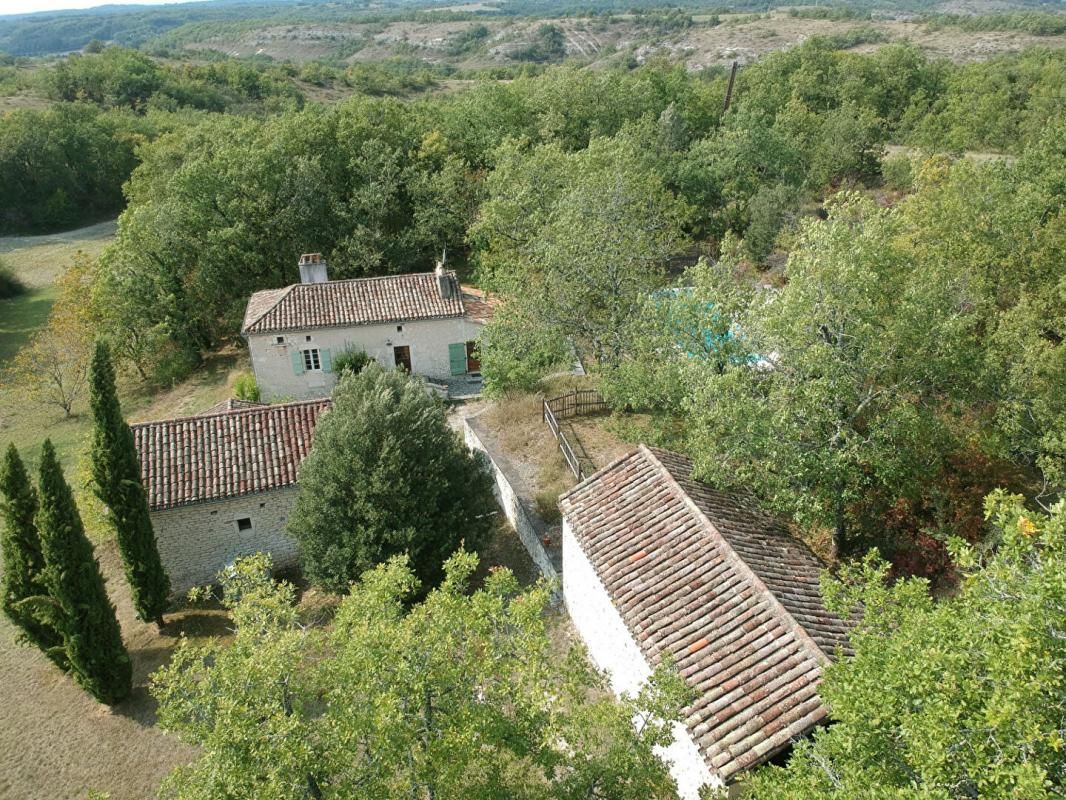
[
  {"xmin": 236, "ymin": 517, "xmax": 253, "ymax": 533},
  {"xmin": 396, "ymin": 325, "xmax": 403, "ymax": 332},
  {"xmin": 275, "ymin": 336, "xmax": 285, "ymax": 345},
  {"xmin": 305, "ymin": 335, "xmax": 312, "ymax": 342}
]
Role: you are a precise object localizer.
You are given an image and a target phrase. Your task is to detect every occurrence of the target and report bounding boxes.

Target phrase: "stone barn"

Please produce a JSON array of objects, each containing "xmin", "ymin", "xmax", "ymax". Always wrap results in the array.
[
  {"xmin": 132, "ymin": 398, "xmax": 331, "ymax": 595},
  {"xmin": 559, "ymin": 445, "xmax": 851, "ymax": 799}
]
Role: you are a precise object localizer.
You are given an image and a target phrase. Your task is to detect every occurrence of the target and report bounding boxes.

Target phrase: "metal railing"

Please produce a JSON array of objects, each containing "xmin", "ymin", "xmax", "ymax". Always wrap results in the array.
[{"xmin": 542, "ymin": 390, "xmax": 607, "ymax": 481}]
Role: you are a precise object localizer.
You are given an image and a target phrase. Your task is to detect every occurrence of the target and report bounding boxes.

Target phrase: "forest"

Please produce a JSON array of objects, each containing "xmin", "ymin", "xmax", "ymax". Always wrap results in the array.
[
  {"xmin": 3, "ymin": 33, "xmax": 1058, "ymax": 574},
  {"xmin": 1, "ymin": 5, "xmax": 1065, "ymax": 798}
]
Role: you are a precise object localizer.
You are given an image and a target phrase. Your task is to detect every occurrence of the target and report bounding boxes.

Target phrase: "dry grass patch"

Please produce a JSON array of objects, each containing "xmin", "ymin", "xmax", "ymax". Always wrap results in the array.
[{"xmin": 480, "ymin": 390, "xmax": 575, "ymax": 508}]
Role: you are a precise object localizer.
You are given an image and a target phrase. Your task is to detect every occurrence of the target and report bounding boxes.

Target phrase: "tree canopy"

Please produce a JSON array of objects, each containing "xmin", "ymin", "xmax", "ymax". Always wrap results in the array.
[
  {"xmin": 152, "ymin": 551, "xmax": 689, "ymax": 800},
  {"xmin": 88, "ymin": 340, "xmax": 171, "ymax": 625},
  {"xmin": 288, "ymin": 364, "xmax": 497, "ymax": 592},
  {"xmin": 740, "ymin": 492, "xmax": 1066, "ymax": 799}
]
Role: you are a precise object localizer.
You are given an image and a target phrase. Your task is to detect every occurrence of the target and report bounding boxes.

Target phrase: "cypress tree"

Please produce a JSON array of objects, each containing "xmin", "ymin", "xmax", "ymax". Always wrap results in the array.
[
  {"xmin": 37, "ymin": 439, "xmax": 131, "ymax": 705},
  {"xmin": 89, "ymin": 340, "xmax": 170, "ymax": 625},
  {"xmin": 0, "ymin": 443, "xmax": 66, "ymax": 669}
]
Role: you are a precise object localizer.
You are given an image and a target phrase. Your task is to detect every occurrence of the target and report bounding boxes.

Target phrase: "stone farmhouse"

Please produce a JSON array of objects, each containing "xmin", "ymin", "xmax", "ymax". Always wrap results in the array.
[
  {"xmin": 559, "ymin": 445, "xmax": 851, "ymax": 800},
  {"xmin": 241, "ymin": 253, "xmax": 492, "ymax": 401},
  {"xmin": 132, "ymin": 398, "xmax": 330, "ymax": 595}
]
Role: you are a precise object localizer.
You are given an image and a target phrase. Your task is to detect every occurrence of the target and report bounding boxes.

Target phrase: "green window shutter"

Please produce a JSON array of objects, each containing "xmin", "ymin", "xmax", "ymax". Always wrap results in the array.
[
  {"xmin": 448, "ymin": 342, "xmax": 467, "ymax": 375},
  {"xmin": 321, "ymin": 348, "xmax": 333, "ymax": 373},
  {"xmin": 291, "ymin": 350, "xmax": 305, "ymax": 375}
]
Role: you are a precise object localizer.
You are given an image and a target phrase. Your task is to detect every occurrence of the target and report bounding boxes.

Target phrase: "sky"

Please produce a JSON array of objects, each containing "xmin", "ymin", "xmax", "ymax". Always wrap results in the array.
[{"xmin": 2, "ymin": 0, "xmax": 213, "ymax": 16}]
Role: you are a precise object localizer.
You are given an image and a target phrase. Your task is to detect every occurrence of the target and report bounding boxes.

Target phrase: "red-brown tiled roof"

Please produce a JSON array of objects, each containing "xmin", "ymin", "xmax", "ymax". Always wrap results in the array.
[
  {"xmin": 241, "ymin": 271, "xmax": 469, "ymax": 334},
  {"xmin": 460, "ymin": 285, "xmax": 498, "ymax": 325},
  {"xmin": 559, "ymin": 445, "xmax": 851, "ymax": 783},
  {"xmin": 132, "ymin": 399, "xmax": 331, "ymax": 511}
]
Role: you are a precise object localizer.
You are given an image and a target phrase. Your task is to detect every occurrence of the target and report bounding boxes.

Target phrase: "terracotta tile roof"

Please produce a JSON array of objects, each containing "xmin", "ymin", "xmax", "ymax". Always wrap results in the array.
[
  {"xmin": 132, "ymin": 399, "xmax": 331, "ymax": 511},
  {"xmin": 241, "ymin": 271, "xmax": 470, "ymax": 334},
  {"xmin": 197, "ymin": 398, "xmax": 268, "ymax": 416},
  {"xmin": 559, "ymin": 445, "xmax": 851, "ymax": 783},
  {"xmin": 460, "ymin": 285, "xmax": 498, "ymax": 325}
]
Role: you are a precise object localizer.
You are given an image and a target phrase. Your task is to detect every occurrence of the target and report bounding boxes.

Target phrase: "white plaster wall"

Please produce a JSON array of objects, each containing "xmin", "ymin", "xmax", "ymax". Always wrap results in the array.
[
  {"xmin": 248, "ymin": 317, "xmax": 484, "ymax": 401},
  {"xmin": 151, "ymin": 488, "xmax": 300, "ymax": 595},
  {"xmin": 562, "ymin": 519, "xmax": 722, "ymax": 800}
]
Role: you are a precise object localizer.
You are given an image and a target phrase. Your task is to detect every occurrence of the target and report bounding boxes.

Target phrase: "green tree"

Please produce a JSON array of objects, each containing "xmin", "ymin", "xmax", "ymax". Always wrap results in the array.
[
  {"xmin": 683, "ymin": 195, "xmax": 980, "ymax": 556},
  {"xmin": 0, "ymin": 444, "xmax": 66, "ymax": 668},
  {"xmin": 288, "ymin": 364, "xmax": 497, "ymax": 592},
  {"xmin": 36, "ymin": 439, "xmax": 131, "ymax": 705},
  {"xmin": 473, "ymin": 134, "xmax": 689, "ymax": 385},
  {"xmin": 153, "ymin": 551, "xmax": 689, "ymax": 800},
  {"xmin": 88, "ymin": 339, "xmax": 170, "ymax": 625},
  {"xmin": 740, "ymin": 492, "xmax": 1066, "ymax": 799}
]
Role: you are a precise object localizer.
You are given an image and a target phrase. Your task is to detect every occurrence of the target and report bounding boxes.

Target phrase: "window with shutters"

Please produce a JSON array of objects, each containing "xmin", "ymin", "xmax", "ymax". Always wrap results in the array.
[{"xmin": 303, "ymin": 348, "xmax": 321, "ymax": 371}]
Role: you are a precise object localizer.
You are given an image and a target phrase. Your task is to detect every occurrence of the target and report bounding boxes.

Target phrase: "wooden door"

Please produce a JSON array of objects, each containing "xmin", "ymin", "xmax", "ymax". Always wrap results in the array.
[
  {"xmin": 465, "ymin": 341, "xmax": 481, "ymax": 373},
  {"xmin": 393, "ymin": 345, "xmax": 411, "ymax": 372}
]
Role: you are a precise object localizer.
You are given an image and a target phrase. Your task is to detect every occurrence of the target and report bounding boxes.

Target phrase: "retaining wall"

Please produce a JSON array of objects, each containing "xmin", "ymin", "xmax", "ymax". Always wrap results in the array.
[{"xmin": 463, "ymin": 417, "xmax": 559, "ymax": 582}]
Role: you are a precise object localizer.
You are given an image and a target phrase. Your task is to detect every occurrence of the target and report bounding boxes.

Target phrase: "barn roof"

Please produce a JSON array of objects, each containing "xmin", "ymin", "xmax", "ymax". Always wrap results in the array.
[
  {"xmin": 241, "ymin": 271, "xmax": 471, "ymax": 334},
  {"xmin": 132, "ymin": 399, "xmax": 331, "ymax": 511},
  {"xmin": 559, "ymin": 445, "xmax": 851, "ymax": 782}
]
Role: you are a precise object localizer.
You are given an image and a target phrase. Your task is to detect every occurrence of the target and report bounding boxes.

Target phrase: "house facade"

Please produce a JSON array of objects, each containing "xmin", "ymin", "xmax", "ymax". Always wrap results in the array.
[
  {"xmin": 242, "ymin": 254, "xmax": 491, "ymax": 401},
  {"xmin": 132, "ymin": 399, "xmax": 330, "ymax": 594},
  {"xmin": 559, "ymin": 446, "xmax": 851, "ymax": 799}
]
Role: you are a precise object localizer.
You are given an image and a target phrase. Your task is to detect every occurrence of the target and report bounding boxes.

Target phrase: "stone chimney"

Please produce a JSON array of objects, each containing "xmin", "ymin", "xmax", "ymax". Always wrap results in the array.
[
  {"xmin": 298, "ymin": 253, "xmax": 329, "ymax": 284},
  {"xmin": 435, "ymin": 261, "xmax": 454, "ymax": 300}
]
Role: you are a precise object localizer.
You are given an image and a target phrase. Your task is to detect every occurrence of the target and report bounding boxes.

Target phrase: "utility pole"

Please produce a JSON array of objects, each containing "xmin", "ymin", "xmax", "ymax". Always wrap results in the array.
[{"xmin": 723, "ymin": 60, "xmax": 738, "ymax": 113}]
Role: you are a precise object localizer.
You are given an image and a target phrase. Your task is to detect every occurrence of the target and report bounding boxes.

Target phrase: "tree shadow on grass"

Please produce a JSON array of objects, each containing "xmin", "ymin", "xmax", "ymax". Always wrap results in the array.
[{"xmin": 0, "ymin": 288, "xmax": 54, "ymax": 363}]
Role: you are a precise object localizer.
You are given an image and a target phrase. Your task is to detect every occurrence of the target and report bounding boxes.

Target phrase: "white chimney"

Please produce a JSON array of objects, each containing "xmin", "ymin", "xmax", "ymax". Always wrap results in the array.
[
  {"xmin": 298, "ymin": 252, "xmax": 328, "ymax": 284},
  {"xmin": 435, "ymin": 261, "xmax": 454, "ymax": 300}
]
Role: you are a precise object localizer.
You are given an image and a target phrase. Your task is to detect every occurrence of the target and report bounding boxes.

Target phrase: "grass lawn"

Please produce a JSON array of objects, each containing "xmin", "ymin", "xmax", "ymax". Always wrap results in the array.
[{"xmin": 0, "ymin": 221, "xmax": 252, "ymax": 799}]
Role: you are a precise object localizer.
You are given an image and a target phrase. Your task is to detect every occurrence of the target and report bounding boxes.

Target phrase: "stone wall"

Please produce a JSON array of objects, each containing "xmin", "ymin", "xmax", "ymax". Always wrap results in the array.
[
  {"xmin": 151, "ymin": 487, "xmax": 300, "ymax": 595},
  {"xmin": 562, "ymin": 519, "xmax": 721, "ymax": 800},
  {"xmin": 248, "ymin": 316, "xmax": 484, "ymax": 402},
  {"xmin": 463, "ymin": 418, "xmax": 558, "ymax": 582}
]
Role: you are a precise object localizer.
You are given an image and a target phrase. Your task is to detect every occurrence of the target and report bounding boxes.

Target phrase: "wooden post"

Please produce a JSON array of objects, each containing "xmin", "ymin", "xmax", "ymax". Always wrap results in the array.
[{"xmin": 723, "ymin": 60, "xmax": 738, "ymax": 113}]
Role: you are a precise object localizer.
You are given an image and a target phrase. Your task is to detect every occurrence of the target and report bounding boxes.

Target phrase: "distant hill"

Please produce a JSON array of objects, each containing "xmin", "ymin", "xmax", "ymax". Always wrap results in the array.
[{"xmin": 0, "ymin": 0, "xmax": 1062, "ymax": 57}]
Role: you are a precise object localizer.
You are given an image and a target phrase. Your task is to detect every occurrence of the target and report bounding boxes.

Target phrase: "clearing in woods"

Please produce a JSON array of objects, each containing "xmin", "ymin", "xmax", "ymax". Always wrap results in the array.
[{"xmin": 0, "ymin": 220, "xmax": 547, "ymax": 798}]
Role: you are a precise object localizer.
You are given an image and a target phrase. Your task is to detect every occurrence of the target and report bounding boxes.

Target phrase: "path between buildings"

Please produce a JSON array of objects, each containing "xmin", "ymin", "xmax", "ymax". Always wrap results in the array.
[{"xmin": 452, "ymin": 401, "xmax": 564, "ymax": 579}]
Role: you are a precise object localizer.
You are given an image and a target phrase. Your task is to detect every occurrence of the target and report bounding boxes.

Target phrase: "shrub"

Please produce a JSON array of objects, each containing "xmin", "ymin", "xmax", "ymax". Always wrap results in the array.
[
  {"xmin": 233, "ymin": 372, "xmax": 260, "ymax": 402},
  {"xmin": 534, "ymin": 489, "xmax": 561, "ymax": 525},
  {"xmin": 331, "ymin": 348, "xmax": 372, "ymax": 376},
  {"xmin": 881, "ymin": 153, "xmax": 914, "ymax": 191}
]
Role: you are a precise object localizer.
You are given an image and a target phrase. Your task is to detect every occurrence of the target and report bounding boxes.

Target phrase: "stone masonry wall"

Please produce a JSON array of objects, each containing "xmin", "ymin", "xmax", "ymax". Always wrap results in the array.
[
  {"xmin": 151, "ymin": 487, "xmax": 300, "ymax": 596},
  {"xmin": 463, "ymin": 418, "xmax": 559, "ymax": 581}
]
